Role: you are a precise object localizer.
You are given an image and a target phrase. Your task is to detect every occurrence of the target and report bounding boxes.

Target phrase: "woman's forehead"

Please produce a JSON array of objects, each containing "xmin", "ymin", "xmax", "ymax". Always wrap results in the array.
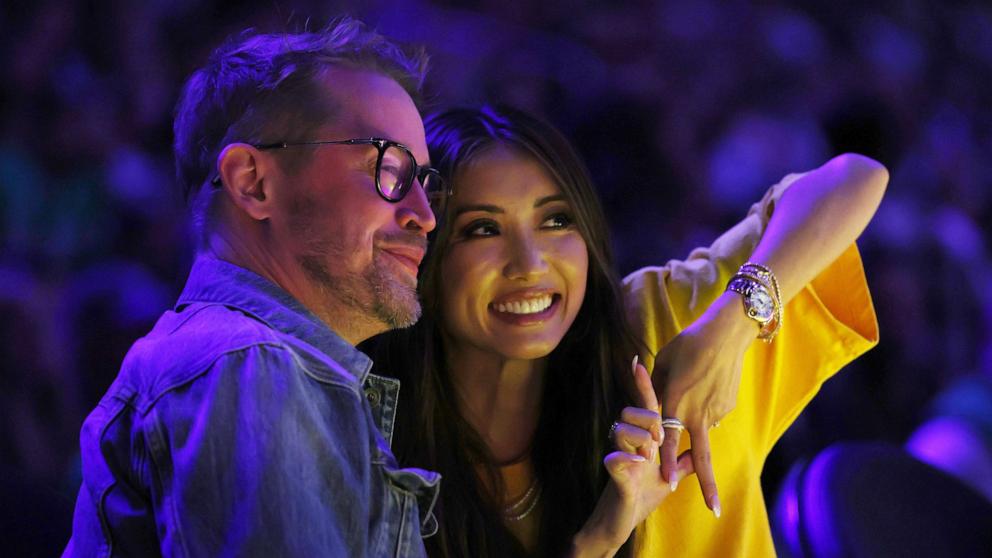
[{"xmin": 452, "ymin": 146, "xmax": 564, "ymax": 205}]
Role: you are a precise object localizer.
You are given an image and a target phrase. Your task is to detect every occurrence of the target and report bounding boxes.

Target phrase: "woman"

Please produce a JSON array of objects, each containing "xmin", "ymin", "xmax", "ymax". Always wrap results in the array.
[{"xmin": 364, "ymin": 105, "xmax": 885, "ymax": 556}]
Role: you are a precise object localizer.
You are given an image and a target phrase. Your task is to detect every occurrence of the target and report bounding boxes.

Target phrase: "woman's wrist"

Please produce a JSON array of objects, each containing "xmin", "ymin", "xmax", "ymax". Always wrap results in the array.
[
  {"xmin": 568, "ymin": 526, "xmax": 620, "ymax": 558},
  {"xmin": 710, "ymin": 291, "xmax": 762, "ymax": 339}
]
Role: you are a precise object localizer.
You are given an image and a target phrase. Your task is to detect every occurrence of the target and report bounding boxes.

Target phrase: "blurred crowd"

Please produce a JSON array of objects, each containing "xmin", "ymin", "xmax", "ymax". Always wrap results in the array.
[{"xmin": 1, "ymin": 0, "xmax": 991, "ymax": 544}]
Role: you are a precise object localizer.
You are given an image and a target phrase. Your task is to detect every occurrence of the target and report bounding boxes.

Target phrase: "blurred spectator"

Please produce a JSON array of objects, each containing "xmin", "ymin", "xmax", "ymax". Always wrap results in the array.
[
  {"xmin": 0, "ymin": 265, "xmax": 64, "ymax": 483},
  {"xmin": 55, "ymin": 259, "xmax": 175, "ymax": 413},
  {"xmin": 907, "ymin": 369, "xmax": 992, "ymax": 502}
]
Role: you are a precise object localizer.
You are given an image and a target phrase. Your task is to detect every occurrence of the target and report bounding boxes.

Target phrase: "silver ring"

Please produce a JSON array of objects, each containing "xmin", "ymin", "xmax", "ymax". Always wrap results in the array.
[
  {"xmin": 608, "ymin": 421, "xmax": 620, "ymax": 441},
  {"xmin": 661, "ymin": 418, "xmax": 685, "ymax": 432}
]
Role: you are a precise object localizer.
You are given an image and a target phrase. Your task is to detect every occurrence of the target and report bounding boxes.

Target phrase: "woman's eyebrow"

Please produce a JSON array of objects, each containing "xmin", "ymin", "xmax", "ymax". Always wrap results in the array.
[
  {"xmin": 534, "ymin": 194, "xmax": 566, "ymax": 208},
  {"xmin": 453, "ymin": 195, "xmax": 565, "ymax": 217},
  {"xmin": 453, "ymin": 204, "xmax": 504, "ymax": 218}
]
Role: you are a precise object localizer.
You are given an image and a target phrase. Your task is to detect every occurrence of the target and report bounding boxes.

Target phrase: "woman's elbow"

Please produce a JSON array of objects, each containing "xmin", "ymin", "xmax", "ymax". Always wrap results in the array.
[{"xmin": 832, "ymin": 152, "xmax": 889, "ymax": 209}]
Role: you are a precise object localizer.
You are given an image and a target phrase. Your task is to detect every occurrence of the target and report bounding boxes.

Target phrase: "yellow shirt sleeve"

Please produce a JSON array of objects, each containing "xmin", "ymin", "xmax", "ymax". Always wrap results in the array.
[{"xmin": 624, "ymin": 174, "xmax": 879, "ymax": 557}]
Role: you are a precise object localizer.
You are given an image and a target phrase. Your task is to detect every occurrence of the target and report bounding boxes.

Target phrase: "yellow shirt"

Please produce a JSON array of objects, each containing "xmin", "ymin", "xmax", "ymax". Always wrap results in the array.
[{"xmin": 624, "ymin": 174, "xmax": 879, "ymax": 557}]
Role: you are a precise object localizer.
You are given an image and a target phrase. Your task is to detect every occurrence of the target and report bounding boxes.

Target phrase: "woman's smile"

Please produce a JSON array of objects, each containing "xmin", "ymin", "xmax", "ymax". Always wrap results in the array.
[{"xmin": 489, "ymin": 291, "xmax": 562, "ymax": 325}]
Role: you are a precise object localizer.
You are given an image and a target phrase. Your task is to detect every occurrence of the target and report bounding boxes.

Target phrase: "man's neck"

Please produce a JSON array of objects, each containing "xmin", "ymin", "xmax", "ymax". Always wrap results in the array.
[{"xmin": 202, "ymin": 231, "xmax": 382, "ymax": 346}]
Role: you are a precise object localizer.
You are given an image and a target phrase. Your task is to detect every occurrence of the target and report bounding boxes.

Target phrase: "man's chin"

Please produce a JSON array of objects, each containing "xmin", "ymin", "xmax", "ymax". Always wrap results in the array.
[
  {"xmin": 374, "ymin": 302, "xmax": 420, "ymax": 329},
  {"xmin": 372, "ymin": 276, "xmax": 422, "ymax": 329}
]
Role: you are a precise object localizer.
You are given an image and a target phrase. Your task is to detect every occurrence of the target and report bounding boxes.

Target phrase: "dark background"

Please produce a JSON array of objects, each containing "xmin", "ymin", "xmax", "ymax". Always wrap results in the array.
[{"xmin": 1, "ymin": 0, "xmax": 990, "ymax": 552}]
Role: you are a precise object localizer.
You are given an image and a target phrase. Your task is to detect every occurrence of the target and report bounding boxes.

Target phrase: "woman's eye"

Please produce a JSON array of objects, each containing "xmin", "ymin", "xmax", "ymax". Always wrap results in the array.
[
  {"xmin": 463, "ymin": 220, "xmax": 500, "ymax": 237},
  {"xmin": 541, "ymin": 213, "xmax": 574, "ymax": 230}
]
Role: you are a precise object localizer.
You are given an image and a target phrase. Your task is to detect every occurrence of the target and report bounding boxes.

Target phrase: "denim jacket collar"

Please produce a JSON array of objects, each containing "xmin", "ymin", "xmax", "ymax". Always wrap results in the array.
[{"xmin": 176, "ymin": 255, "xmax": 373, "ymax": 388}]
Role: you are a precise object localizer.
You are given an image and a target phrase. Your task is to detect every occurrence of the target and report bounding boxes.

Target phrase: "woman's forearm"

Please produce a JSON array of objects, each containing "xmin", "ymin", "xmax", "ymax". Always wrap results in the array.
[
  {"xmin": 748, "ymin": 153, "xmax": 888, "ymax": 303},
  {"xmin": 567, "ymin": 529, "xmax": 618, "ymax": 558}
]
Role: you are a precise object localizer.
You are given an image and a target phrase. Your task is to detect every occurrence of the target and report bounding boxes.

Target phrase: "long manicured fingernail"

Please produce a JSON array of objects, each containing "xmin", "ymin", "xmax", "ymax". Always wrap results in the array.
[
  {"xmin": 670, "ymin": 478, "xmax": 678, "ymax": 492},
  {"xmin": 631, "ymin": 454, "xmax": 647, "ymax": 462},
  {"xmin": 631, "ymin": 354, "xmax": 639, "ymax": 374},
  {"xmin": 711, "ymin": 495, "xmax": 721, "ymax": 519}
]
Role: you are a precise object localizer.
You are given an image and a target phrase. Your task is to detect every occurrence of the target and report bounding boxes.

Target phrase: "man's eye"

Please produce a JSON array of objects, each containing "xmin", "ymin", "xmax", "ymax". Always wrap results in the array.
[
  {"xmin": 380, "ymin": 165, "xmax": 403, "ymax": 182},
  {"xmin": 541, "ymin": 213, "xmax": 574, "ymax": 230},
  {"xmin": 463, "ymin": 220, "xmax": 500, "ymax": 237}
]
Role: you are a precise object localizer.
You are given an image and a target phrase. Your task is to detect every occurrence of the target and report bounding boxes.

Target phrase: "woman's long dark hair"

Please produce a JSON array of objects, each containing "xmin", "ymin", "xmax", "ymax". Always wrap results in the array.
[{"xmin": 362, "ymin": 105, "xmax": 640, "ymax": 557}]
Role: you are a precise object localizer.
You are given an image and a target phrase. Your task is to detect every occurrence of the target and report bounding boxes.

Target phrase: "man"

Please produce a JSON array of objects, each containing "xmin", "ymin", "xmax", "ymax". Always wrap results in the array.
[{"xmin": 65, "ymin": 19, "xmax": 445, "ymax": 556}]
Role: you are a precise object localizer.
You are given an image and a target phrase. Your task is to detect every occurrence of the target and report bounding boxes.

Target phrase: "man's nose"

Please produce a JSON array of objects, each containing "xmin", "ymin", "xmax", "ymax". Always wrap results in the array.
[{"xmin": 396, "ymin": 183, "xmax": 437, "ymax": 234}]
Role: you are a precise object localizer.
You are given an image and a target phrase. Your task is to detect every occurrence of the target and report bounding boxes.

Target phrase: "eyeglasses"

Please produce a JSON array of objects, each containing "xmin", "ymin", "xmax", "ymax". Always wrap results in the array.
[{"xmin": 212, "ymin": 138, "xmax": 450, "ymax": 215}]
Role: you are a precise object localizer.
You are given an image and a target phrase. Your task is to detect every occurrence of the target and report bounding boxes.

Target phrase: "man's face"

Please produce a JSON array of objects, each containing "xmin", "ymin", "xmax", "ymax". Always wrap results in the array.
[{"xmin": 268, "ymin": 67, "xmax": 436, "ymax": 337}]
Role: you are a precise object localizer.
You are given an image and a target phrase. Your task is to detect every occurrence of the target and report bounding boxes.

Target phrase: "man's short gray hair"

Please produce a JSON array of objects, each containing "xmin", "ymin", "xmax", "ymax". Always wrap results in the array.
[{"xmin": 172, "ymin": 17, "xmax": 429, "ymax": 240}]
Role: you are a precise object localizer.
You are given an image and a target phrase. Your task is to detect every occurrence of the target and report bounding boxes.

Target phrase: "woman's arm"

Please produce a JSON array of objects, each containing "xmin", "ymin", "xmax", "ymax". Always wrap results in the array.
[
  {"xmin": 653, "ymin": 153, "xmax": 888, "ymax": 516},
  {"xmin": 751, "ymin": 153, "xmax": 888, "ymax": 300}
]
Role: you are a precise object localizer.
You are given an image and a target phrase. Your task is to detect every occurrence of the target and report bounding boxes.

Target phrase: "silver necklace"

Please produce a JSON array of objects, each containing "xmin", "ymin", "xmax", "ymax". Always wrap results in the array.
[{"xmin": 503, "ymin": 478, "xmax": 543, "ymax": 522}]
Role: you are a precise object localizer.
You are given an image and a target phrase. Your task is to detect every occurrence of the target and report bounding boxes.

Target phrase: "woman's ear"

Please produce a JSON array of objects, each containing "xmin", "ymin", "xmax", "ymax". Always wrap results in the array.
[{"xmin": 216, "ymin": 143, "xmax": 272, "ymax": 221}]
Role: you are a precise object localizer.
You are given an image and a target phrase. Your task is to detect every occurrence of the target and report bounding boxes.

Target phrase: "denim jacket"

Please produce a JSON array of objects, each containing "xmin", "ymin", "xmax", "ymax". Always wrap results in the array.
[{"xmin": 64, "ymin": 256, "xmax": 440, "ymax": 557}]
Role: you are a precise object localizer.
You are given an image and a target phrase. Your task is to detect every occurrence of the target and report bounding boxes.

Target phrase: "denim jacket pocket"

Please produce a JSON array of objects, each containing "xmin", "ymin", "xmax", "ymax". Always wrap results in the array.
[
  {"xmin": 363, "ymin": 373, "xmax": 400, "ymax": 447},
  {"xmin": 376, "ymin": 465, "xmax": 441, "ymax": 556}
]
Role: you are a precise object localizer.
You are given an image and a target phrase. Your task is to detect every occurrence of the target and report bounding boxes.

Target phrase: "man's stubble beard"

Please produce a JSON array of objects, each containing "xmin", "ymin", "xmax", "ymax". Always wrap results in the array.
[
  {"xmin": 298, "ymin": 244, "xmax": 422, "ymax": 330},
  {"xmin": 287, "ymin": 189, "xmax": 422, "ymax": 331}
]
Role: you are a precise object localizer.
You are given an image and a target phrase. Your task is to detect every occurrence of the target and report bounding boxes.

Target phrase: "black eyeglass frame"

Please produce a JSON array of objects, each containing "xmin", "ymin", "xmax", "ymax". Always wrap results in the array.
[{"xmin": 211, "ymin": 137, "xmax": 450, "ymax": 211}]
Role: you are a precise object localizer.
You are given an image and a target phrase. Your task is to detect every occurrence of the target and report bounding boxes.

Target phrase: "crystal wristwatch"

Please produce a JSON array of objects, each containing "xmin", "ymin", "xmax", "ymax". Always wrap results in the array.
[{"xmin": 726, "ymin": 275, "xmax": 776, "ymax": 326}]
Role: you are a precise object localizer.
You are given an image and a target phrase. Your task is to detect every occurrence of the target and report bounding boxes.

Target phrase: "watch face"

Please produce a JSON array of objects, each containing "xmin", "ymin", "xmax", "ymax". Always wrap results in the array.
[{"xmin": 746, "ymin": 287, "xmax": 775, "ymax": 322}]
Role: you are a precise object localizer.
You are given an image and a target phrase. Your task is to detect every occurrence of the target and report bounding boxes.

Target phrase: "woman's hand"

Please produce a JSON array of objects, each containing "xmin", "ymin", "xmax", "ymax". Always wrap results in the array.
[
  {"xmin": 653, "ymin": 291, "xmax": 756, "ymax": 518},
  {"xmin": 569, "ymin": 357, "xmax": 695, "ymax": 557}
]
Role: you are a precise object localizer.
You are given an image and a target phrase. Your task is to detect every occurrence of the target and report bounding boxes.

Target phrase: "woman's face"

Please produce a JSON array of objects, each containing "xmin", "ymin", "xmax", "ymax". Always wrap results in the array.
[{"xmin": 438, "ymin": 145, "xmax": 589, "ymax": 361}]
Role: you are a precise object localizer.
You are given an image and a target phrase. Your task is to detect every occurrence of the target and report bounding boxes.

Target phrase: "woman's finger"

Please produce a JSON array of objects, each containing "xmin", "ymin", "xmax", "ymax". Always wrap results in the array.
[
  {"xmin": 612, "ymin": 422, "xmax": 655, "ymax": 460},
  {"xmin": 631, "ymin": 355, "xmax": 662, "ymax": 443},
  {"xmin": 620, "ymin": 407, "xmax": 661, "ymax": 437},
  {"xmin": 659, "ymin": 416, "xmax": 683, "ymax": 491},
  {"xmin": 631, "ymin": 355, "xmax": 659, "ymax": 410},
  {"xmin": 674, "ymin": 449, "xmax": 696, "ymax": 483},
  {"xmin": 603, "ymin": 450, "xmax": 647, "ymax": 482},
  {"xmin": 687, "ymin": 427, "xmax": 720, "ymax": 518}
]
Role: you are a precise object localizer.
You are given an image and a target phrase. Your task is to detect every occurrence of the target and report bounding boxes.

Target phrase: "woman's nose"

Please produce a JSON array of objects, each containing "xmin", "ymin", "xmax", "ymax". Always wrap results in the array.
[{"xmin": 503, "ymin": 235, "xmax": 549, "ymax": 281}]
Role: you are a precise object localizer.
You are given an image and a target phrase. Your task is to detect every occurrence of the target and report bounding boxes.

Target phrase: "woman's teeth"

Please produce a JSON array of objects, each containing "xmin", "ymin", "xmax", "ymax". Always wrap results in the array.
[{"xmin": 494, "ymin": 295, "xmax": 553, "ymax": 315}]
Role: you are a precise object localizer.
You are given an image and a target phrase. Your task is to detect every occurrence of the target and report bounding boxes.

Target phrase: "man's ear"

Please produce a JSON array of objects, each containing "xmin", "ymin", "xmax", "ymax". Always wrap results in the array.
[{"xmin": 216, "ymin": 143, "xmax": 273, "ymax": 221}]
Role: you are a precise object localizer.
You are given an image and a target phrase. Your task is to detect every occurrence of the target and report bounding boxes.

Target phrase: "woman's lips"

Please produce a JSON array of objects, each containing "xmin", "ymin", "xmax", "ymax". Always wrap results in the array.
[{"xmin": 488, "ymin": 294, "xmax": 561, "ymax": 326}]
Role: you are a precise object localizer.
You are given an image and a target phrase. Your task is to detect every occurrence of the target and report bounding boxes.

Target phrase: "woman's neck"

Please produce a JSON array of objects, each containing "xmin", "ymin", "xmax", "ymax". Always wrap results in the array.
[{"xmin": 445, "ymin": 342, "xmax": 547, "ymax": 464}]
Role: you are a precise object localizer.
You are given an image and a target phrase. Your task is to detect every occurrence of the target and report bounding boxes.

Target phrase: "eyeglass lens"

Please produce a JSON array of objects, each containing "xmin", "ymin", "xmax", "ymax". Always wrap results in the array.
[
  {"xmin": 423, "ymin": 174, "xmax": 447, "ymax": 216},
  {"xmin": 378, "ymin": 144, "xmax": 447, "ymax": 216},
  {"xmin": 377, "ymin": 144, "xmax": 411, "ymax": 200}
]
